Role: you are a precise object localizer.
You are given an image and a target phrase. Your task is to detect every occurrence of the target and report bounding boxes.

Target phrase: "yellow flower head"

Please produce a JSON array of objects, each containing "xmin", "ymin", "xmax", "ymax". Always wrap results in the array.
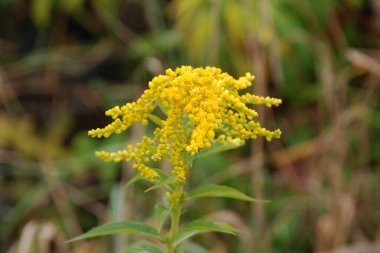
[{"xmin": 89, "ymin": 66, "xmax": 281, "ymax": 182}]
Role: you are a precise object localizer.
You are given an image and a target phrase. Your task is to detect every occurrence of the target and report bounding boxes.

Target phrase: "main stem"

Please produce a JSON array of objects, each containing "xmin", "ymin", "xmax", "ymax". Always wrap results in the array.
[{"xmin": 166, "ymin": 185, "xmax": 184, "ymax": 253}]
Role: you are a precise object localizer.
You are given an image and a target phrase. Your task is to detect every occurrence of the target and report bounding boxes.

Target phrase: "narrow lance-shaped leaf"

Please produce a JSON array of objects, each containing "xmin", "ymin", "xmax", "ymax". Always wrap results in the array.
[
  {"xmin": 124, "ymin": 174, "xmax": 142, "ymax": 188},
  {"xmin": 145, "ymin": 176, "xmax": 176, "ymax": 193},
  {"xmin": 125, "ymin": 170, "xmax": 172, "ymax": 191},
  {"xmin": 174, "ymin": 220, "xmax": 238, "ymax": 247},
  {"xmin": 186, "ymin": 184, "xmax": 268, "ymax": 202},
  {"xmin": 148, "ymin": 114, "xmax": 163, "ymax": 127},
  {"xmin": 194, "ymin": 141, "xmax": 244, "ymax": 160},
  {"xmin": 180, "ymin": 241, "xmax": 210, "ymax": 253},
  {"xmin": 67, "ymin": 221, "xmax": 164, "ymax": 243},
  {"xmin": 154, "ymin": 204, "xmax": 170, "ymax": 232},
  {"xmin": 124, "ymin": 240, "xmax": 163, "ymax": 253}
]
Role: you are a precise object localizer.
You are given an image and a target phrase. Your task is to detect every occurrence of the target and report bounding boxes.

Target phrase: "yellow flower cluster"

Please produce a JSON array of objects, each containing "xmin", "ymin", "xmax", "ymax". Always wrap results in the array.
[
  {"xmin": 89, "ymin": 66, "xmax": 282, "ymax": 182},
  {"xmin": 166, "ymin": 190, "xmax": 184, "ymax": 207}
]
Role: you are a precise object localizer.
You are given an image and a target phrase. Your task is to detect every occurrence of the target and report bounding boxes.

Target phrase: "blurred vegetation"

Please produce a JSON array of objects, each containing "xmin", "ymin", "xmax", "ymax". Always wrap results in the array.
[{"xmin": 1, "ymin": 0, "xmax": 380, "ymax": 252}]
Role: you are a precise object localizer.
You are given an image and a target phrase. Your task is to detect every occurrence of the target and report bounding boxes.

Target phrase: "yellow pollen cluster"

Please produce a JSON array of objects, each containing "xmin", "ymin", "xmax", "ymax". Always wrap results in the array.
[{"xmin": 89, "ymin": 66, "xmax": 282, "ymax": 182}]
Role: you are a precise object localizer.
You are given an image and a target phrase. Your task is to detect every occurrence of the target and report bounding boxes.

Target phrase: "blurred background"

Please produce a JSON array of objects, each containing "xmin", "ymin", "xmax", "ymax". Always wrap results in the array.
[{"xmin": 1, "ymin": 0, "xmax": 380, "ymax": 252}]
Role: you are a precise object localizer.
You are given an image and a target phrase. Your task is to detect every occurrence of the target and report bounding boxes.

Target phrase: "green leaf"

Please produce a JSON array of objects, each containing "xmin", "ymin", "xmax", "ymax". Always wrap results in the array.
[
  {"xmin": 124, "ymin": 240, "xmax": 163, "ymax": 253},
  {"xmin": 145, "ymin": 176, "xmax": 176, "ymax": 193},
  {"xmin": 124, "ymin": 169, "xmax": 171, "ymax": 190},
  {"xmin": 68, "ymin": 221, "xmax": 164, "ymax": 242},
  {"xmin": 174, "ymin": 220, "xmax": 237, "ymax": 247},
  {"xmin": 194, "ymin": 141, "xmax": 244, "ymax": 160},
  {"xmin": 186, "ymin": 184, "xmax": 268, "ymax": 202},
  {"xmin": 180, "ymin": 241, "xmax": 209, "ymax": 253},
  {"xmin": 158, "ymin": 103, "xmax": 168, "ymax": 115},
  {"xmin": 124, "ymin": 174, "xmax": 143, "ymax": 188},
  {"xmin": 148, "ymin": 114, "xmax": 163, "ymax": 127},
  {"xmin": 156, "ymin": 169, "xmax": 169, "ymax": 178},
  {"xmin": 154, "ymin": 204, "xmax": 170, "ymax": 232}
]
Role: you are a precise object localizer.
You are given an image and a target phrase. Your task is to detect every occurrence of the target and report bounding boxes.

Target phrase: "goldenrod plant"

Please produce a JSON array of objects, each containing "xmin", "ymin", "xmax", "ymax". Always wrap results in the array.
[{"xmin": 69, "ymin": 66, "xmax": 282, "ymax": 253}]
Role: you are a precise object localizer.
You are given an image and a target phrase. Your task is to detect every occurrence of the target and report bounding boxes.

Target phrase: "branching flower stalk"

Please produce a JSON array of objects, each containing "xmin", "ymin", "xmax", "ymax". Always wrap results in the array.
[{"xmin": 71, "ymin": 66, "xmax": 282, "ymax": 253}]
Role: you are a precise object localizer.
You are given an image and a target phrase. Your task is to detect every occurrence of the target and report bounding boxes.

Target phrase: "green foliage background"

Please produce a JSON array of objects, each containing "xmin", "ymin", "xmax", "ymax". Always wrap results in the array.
[{"xmin": 1, "ymin": 0, "xmax": 380, "ymax": 252}]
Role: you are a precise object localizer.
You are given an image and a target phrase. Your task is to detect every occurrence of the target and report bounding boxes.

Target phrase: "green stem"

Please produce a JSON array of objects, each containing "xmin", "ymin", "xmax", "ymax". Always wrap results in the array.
[
  {"xmin": 166, "ymin": 185, "xmax": 183, "ymax": 253},
  {"xmin": 167, "ymin": 207, "xmax": 181, "ymax": 253}
]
